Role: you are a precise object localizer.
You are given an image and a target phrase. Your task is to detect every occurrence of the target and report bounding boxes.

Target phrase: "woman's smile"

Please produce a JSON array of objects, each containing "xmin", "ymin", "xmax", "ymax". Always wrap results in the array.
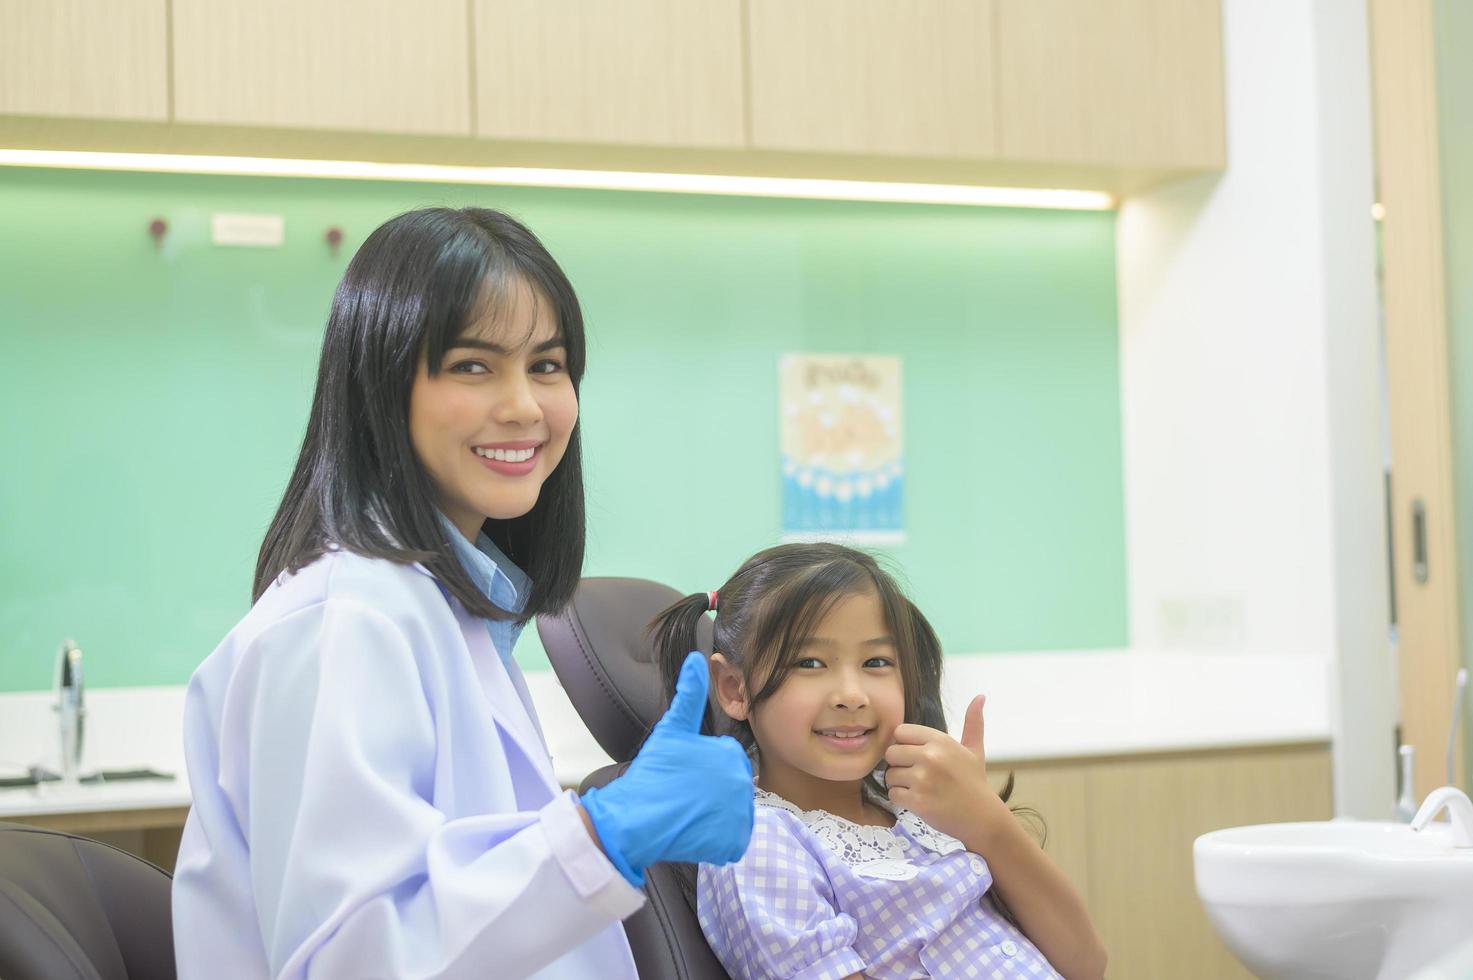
[{"xmin": 472, "ymin": 440, "xmax": 543, "ymax": 475}]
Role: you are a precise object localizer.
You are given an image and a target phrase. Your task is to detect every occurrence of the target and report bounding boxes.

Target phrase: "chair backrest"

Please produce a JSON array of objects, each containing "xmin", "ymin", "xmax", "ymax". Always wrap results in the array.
[
  {"xmin": 579, "ymin": 764, "xmax": 730, "ymax": 979},
  {"xmin": 538, "ymin": 577, "xmax": 731, "ymax": 980},
  {"xmin": 0, "ymin": 822, "xmax": 176, "ymax": 980}
]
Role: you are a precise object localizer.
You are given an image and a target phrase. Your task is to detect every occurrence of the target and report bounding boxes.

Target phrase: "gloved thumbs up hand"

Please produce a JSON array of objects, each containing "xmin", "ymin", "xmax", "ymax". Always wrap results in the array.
[
  {"xmin": 654, "ymin": 650, "xmax": 714, "ymax": 735},
  {"xmin": 581, "ymin": 652, "xmax": 755, "ymax": 887}
]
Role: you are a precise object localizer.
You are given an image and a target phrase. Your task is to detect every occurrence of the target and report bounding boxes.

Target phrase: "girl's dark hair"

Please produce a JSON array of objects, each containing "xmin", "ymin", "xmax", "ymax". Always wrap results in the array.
[
  {"xmin": 649, "ymin": 543, "xmax": 1019, "ymax": 805},
  {"xmin": 652, "ymin": 544, "xmax": 1042, "ymax": 935},
  {"xmin": 253, "ymin": 206, "xmax": 586, "ymax": 621}
]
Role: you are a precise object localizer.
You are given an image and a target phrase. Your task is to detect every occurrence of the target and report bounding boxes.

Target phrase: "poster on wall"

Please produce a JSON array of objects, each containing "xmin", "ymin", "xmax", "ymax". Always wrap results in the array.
[{"xmin": 779, "ymin": 354, "xmax": 904, "ymax": 544}]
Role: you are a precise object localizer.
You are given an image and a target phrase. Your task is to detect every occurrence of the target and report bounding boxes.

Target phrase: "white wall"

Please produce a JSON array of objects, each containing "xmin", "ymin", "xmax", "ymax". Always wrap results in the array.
[{"xmin": 1116, "ymin": 0, "xmax": 1394, "ymax": 817}]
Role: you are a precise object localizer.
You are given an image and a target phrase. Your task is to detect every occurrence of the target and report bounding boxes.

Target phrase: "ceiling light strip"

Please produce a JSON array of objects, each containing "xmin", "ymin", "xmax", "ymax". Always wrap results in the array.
[{"xmin": 0, "ymin": 149, "xmax": 1115, "ymax": 211}]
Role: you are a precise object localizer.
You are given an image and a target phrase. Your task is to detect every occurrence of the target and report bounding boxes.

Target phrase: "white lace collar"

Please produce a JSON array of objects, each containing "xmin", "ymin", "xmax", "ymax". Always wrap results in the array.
[{"xmin": 755, "ymin": 786, "xmax": 966, "ymax": 871}]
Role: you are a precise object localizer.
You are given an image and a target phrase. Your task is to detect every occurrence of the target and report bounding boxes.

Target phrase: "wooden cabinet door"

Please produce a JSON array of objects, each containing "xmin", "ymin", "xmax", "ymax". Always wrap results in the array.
[
  {"xmin": 1083, "ymin": 747, "xmax": 1333, "ymax": 980},
  {"xmin": 474, "ymin": 0, "xmax": 745, "ymax": 148},
  {"xmin": 1370, "ymin": 0, "xmax": 1467, "ymax": 801},
  {"xmin": 746, "ymin": 0, "xmax": 997, "ymax": 159},
  {"xmin": 172, "ymin": 0, "xmax": 471, "ymax": 136},
  {"xmin": 0, "ymin": 0, "xmax": 167, "ymax": 121},
  {"xmin": 1000, "ymin": 763, "xmax": 1092, "ymax": 901},
  {"xmin": 994, "ymin": 0, "xmax": 1226, "ymax": 169}
]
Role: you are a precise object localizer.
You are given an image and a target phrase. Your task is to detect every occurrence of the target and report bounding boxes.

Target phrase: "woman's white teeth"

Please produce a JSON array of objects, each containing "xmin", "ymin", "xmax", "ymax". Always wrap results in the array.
[
  {"xmin": 818, "ymin": 729, "xmax": 867, "ymax": 738},
  {"xmin": 475, "ymin": 447, "xmax": 535, "ymax": 462}
]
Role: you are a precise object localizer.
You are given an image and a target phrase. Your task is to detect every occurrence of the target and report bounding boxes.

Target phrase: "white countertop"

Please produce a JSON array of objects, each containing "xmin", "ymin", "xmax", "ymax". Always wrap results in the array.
[
  {"xmin": 0, "ymin": 778, "xmax": 192, "ymax": 818},
  {"xmin": 0, "ymin": 686, "xmax": 191, "ymax": 818},
  {"xmin": 0, "ymin": 650, "xmax": 1331, "ymax": 819},
  {"xmin": 940, "ymin": 650, "xmax": 1332, "ymax": 761}
]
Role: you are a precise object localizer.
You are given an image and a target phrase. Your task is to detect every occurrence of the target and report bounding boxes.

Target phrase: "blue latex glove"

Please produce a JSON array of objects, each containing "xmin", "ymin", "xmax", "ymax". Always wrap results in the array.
[{"xmin": 581, "ymin": 651, "xmax": 755, "ymax": 886}]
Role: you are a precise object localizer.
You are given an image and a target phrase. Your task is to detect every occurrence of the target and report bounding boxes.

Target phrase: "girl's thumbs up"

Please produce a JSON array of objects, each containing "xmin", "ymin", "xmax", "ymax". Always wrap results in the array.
[{"xmin": 960, "ymin": 693, "xmax": 987, "ymax": 760}]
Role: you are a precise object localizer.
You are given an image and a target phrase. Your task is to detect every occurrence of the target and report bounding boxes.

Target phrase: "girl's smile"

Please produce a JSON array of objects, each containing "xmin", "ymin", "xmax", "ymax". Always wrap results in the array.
[{"xmin": 814, "ymin": 725, "xmax": 876, "ymax": 751}]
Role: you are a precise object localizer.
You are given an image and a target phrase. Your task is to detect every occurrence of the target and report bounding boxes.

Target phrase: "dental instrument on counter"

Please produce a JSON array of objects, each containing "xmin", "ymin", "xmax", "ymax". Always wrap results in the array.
[
  {"xmin": 0, "ymin": 763, "xmax": 175, "ymax": 789},
  {"xmin": 0, "ymin": 765, "xmax": 62, "ymax": 789}
]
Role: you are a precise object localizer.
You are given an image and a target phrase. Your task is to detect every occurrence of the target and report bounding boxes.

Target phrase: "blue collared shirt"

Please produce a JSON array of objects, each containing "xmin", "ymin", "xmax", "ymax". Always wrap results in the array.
[{"xmin": 439, "ymin": 515, "xmax": 530, "ymax": 664}]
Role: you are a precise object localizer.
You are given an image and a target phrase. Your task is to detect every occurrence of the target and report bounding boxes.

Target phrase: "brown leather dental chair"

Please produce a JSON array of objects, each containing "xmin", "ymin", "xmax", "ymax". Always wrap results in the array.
[
  {"xmin": 0, "ymin": 822, "xmax": 176, "ymax": 980},
  {"xmin": 537, "ymin": 577, "xmax": 732, "ymax": 980}
]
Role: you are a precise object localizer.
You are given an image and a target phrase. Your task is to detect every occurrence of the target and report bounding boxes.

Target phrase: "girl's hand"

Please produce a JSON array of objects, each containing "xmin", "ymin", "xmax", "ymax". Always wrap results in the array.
[
  {"xmin": 883, "ymin": 694, "xmax": 1009, "ymax": 850},
  {"xmin": 890, "ymin": 696, "xmax": 1109, "ymax": 978}
]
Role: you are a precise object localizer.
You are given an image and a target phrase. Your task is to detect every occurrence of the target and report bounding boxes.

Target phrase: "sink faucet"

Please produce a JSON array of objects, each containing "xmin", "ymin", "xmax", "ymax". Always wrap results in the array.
[
  {"xmin": 54, "ymin": 639, "xmax": 85, "ymax": 783},
  {"xmin": 1411, "ymin": 786, "xmax": 1473, "ymax": 847}
]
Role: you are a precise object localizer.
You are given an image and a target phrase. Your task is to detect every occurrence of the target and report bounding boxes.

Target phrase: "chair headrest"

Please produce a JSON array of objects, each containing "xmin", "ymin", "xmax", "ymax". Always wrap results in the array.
[{"xmin": 536, "ymin": 577, "xmax": 712, "ymax": 763}]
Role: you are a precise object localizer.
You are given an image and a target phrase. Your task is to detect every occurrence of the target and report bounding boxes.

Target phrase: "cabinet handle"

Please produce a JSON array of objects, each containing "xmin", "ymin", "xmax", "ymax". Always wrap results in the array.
[{"xmin": 1412, "ymin": 498, "xmax": 1429, "ymax": 584}]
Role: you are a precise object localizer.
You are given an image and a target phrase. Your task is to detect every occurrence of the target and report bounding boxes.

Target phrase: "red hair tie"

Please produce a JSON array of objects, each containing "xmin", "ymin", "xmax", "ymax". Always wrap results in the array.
[{"xmin": 706, "ymin": 590, "xmax": 719, "ymax": 612}]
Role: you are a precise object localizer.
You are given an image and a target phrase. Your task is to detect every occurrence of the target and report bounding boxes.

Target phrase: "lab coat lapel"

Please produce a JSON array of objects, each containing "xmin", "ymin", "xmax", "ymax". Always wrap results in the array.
[
  {"xmin": 503, "ymin": 654, "xmax": 549, "ymax": 751},
  {"xmin": 454, "ymin": 602, "xmax": 560, "ymax": 797}
]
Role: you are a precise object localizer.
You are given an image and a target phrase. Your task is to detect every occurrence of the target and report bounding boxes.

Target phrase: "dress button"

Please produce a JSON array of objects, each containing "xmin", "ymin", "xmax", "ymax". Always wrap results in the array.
[
  {"xmin": 967, "ymin": 855, "xmax": 986, "ymax": 874},
  {"xmin": 1001, "ymin": 940, "xmax": 1019, "ymax": 957}
]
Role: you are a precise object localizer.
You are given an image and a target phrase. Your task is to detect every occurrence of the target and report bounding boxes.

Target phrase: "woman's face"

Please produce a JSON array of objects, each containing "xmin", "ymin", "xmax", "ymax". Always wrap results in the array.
[{"xmin": 409, "ymin": 279, "xmax": 578, "ymax": 540}]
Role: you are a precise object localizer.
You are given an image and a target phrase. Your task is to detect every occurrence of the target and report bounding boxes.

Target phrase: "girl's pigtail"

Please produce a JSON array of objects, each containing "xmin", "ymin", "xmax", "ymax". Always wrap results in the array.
[{"xmin": 648, "ymin": 593, "xmax": 718, "ymax": 733}]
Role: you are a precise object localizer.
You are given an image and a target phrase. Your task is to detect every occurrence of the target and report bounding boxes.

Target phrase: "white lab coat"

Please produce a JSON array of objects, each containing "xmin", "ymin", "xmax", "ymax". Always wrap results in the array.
[{"xmin": 172, "ymin": 550, "xmax": 644, "ymax": 979}]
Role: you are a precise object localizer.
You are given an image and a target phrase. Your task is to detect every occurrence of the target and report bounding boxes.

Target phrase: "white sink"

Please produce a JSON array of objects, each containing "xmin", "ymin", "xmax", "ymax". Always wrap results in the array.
[{"xmin": 1195, "ymin": 805, "xmax": 1473, "ymax": 980}]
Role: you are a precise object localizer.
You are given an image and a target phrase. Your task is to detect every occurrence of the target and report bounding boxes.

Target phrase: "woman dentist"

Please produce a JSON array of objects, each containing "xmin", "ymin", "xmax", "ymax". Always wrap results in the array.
[{"xmin": 172, "ymin": 207, "xmax": 754, "ymax": 979}]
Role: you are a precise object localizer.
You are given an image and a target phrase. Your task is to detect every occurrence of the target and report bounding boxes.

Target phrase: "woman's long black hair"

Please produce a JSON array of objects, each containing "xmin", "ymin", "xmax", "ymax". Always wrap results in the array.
[{"xmin": 253, "ymin": 206, "xmax": 586, "ymax": 622}]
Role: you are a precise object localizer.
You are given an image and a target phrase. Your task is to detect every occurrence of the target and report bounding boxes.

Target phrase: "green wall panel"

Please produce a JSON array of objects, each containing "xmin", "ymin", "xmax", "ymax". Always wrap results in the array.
[{"xmin": 0, "ymin": 167, "xmax": 1126, "ymax": 691}]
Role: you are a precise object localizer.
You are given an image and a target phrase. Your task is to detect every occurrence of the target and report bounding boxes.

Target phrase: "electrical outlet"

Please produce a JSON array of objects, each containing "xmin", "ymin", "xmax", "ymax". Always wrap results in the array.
[{"xmin": 1158, "ymin": 595, "xmax": 1246, "ymax": 651}]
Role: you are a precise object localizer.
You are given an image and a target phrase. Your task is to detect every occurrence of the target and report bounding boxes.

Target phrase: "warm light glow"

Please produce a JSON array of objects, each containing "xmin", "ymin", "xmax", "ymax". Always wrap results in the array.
[
  {"xmin": 1371, "ymin": 201, "xmax": 1386, "ymax": 221},
  {"xmin": 0, "ymin": 149, "xmax": 1116, "ymax": 211}
]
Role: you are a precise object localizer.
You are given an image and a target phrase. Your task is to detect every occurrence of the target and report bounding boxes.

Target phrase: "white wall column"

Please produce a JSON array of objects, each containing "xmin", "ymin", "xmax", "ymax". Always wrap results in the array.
[{"xmin": 1116, "ymin": 0, "xmax": 1393, "ymax": 817}]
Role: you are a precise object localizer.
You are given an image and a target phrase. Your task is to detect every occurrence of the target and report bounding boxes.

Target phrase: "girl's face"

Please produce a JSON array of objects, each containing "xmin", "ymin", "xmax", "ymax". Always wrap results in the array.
[
  {"xmin": 719, "ymin": 588, "xmax": 906, "ymax": 796},
  {"xmin": 409, "ymin": 279, "xmax": 578, "ymax": 540}
]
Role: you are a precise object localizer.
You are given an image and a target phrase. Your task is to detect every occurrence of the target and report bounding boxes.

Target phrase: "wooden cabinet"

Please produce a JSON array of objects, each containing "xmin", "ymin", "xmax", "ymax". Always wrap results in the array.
[
  {"xmin": 1, "ymin": 0, "xmax": 1228, "ymax": 190},
  {"xmin": 0, "ymin": 0, "xmax": 167, "ymax": 121},
  {"xmin": 171, "ymin": 0, "xmax": 471, "ymax": 136},
  {"xmin": 746, "ymin": 0, "xmax": 997, "ymax": 159},
  {"xmin": 999, "ymin": 744, "xmax": 1333, "ymax": 980},
  {"xmin": 474, "ymin": 0, "xmax": 745, "ymax": 148},
  {"xmin": 10, "ymin": 743, "xmax": 1329, "ymax": 974},
  {"xmin": 7, "ymin": 807, "xmax": 187, "ymax": 873},
  {"xmin": 994, "ymin": 0, "xmax": 1227, "ymax": 168},
  {"xmin": 1370, "ymin": 0, "xmax": 1466, "ymax": 800},
  {"xmin": 1000, "ymin": 761, "xmax": 1093, "ymax": 901}
]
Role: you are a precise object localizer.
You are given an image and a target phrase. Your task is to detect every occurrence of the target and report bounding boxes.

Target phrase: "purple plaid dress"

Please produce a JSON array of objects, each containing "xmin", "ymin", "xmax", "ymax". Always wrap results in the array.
[{"xmin": 697, "ymin": 788, "xmax": 1062, "ymax": 979}]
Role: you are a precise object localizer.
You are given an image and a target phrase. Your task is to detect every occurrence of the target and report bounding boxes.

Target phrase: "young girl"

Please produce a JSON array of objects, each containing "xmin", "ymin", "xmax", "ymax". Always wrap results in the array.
[
  {"xmin": 651, "ymin": 543, "xmax": 1107, "ymax": 980},
  {"xmin": 172, "ymin": 206, "xmax": 754, "ymax": 979}
]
